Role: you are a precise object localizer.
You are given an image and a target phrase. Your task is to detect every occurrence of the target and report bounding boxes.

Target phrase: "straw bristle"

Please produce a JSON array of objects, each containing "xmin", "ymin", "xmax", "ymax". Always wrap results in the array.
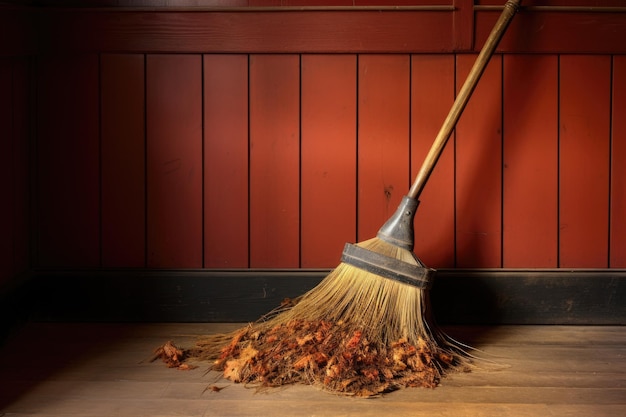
[{"xmin": 183, "ymin": 237, "xmax": 471, "ymax": 396}]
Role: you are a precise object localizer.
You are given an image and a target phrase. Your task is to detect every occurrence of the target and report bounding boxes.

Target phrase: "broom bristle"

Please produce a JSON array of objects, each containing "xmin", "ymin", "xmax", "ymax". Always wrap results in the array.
[{"xmin": 185, "ymin": 237, "xmax": 472, "ymax": 397}]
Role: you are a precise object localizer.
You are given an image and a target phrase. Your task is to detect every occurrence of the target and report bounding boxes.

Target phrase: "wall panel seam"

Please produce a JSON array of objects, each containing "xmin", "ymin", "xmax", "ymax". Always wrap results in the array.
[
  {"xmin": 200, "ymin": 54, "xmax": 206, "ymax": 268},
  {"xmin": 246, "ymin": 54, "xmax": 251, "ymax": 269},
  {"xmin": 500, "ymin": 54, "xmax": 505, "ymax": 269},
  {"xmin": 298, "ymin": 53, "xmax": 303, "ymax": 268},
  {"xmin": 556, "ymin": 54, "xmax": 561, "ymax": 268},
  {"xmin": 608, "ymin": 54, "xmax": 614, "ymax": 267},
  {"xmin": 355, "ymin": 53, "xmax": 358, "ymax": 245},
  {"xmin": 97, "ymin": 53, "xmax": 103, "ymax": 269},
  {"xmin": 143, "ymin": 53, "xmax": 148, "ymax": 268}
]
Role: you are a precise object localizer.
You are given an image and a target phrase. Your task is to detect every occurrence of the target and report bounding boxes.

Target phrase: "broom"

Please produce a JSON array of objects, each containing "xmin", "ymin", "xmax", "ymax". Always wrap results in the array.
[{"xmin": 172, "ymin": 0, "xmax": 521, "ymax": 397}]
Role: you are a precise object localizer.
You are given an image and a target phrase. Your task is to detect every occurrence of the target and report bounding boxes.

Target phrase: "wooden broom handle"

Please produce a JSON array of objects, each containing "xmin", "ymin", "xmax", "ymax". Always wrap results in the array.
[{"xmin": 408, "ymin": 0, "xmax": 521, "ymax": 200}]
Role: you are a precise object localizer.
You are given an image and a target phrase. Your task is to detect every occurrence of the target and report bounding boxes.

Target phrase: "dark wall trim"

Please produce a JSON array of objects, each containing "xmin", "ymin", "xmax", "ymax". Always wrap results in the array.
[
  {"xmin": 35, "ymin": 10, "xmax": 457, "ymax": 54},
  {"xmin": 33, "ymin": 7, "xmax": 626, "ymax": 54},
  {"xmin": 21, "ymin": 268, "xmax": 626, "ymax": 325}
]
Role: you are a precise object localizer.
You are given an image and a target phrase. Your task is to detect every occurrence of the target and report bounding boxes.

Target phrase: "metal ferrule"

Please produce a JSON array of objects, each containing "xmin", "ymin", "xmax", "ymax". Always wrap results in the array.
[{"xmin": 376, "ymin": 196, "xmax": 419, "ymax": 250}]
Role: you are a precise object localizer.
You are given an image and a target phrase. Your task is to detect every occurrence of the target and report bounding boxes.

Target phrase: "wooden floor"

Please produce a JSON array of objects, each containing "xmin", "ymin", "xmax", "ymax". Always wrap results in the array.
[{"xmin": 0, "ymin": 322, "xmax": 624, "ymax": 417}]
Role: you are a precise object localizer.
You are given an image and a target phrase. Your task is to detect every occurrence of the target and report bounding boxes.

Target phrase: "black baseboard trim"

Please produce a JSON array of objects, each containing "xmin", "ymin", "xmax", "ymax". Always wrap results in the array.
[
  {"xmin": 0, "ymin": 272, "xmax": 33, "ymax": 343},
  {"xmin": 20, "ymin": 268, "xmax": 626, "ymax": 325}
]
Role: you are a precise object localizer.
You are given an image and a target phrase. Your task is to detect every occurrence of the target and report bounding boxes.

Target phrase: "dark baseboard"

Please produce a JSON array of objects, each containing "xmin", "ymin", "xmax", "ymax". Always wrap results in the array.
[
  {"xmin": 430, "ymin": 269, "xmax": 625, "ymax": 325},
  {"xmin": 0, "ymin": 272, "xmax": 35, "ymax": 343},
  {"xmin": 16, "ymin": 268, "xmax": 626, "ymax": 325}
]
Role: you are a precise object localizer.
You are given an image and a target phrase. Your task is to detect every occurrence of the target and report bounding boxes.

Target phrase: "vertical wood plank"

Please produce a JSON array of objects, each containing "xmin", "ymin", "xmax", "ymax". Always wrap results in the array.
[
  {"xmin": 559, "ymin": 55, "xmax": 611, "ymax": 268},
  {"xmin": 146, "ymin": 55, "xmax": 202, "ymax": 268},
  {"xmin": 37, "ymin": 55, "xmax": 100, "ymax": 268},
  {"xmin": 411, "ymin": 54, "xmax": 456, "ymax": 268},
  {"xmin": 249, "ymin": 55, "xmax": 300, "ymax": 268},
  {"xmin": 503, "ymin": 55, "xmax": 558, "ymax": 268},
  {"xmin": 301, "ymin": 54, "xmax": 357, "ymax": 268},
  {"xmin": 610, "ymin": 56, "xmax": 626, "ymax": 268},
  {"xmin": 455, "ymin": 54, "xmax": 502, "ymax": 268},
  {"xmin": 0, "ymin": 60, "xmax": 13, "ymax": 285},
  {"xmin": 357, "ymin": 55, "xmax": 411, "ymax": 241},
  {"xmin": 452, "ymin": 0, "xmax": 474, "ymax": 51},
  {"xmin": 11, "ymin": 59, "xmax": 31, "ymax": 277},
  {"xmin": 203, "ymin": 54, "xmax": 249, "ymax": 268},
  {"xmin": 101, "ymin": 54, "xmax": 145, "ymax": 267}
]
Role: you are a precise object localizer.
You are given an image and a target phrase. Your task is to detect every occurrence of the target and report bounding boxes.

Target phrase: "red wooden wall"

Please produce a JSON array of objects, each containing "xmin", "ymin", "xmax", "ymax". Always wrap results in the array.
[
  {"xmin": 0, "ymin": 5, "xmax": 32, "ymax": 290},
  {"xmin": 0, "ymin": 57, "xmax": 30, "ymax": 289},
  {"xmin": 2, "ymin": 1, "xmax": 626, "ymax": 279},
  {"xmin": 31, "ymin": 52, "xmax": 626, "ymax": 270}
]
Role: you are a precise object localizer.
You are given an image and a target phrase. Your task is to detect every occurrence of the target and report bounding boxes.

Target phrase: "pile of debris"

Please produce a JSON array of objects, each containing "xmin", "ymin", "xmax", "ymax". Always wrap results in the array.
[{"xmin": 165, "ymin": 318, "xmax": 459, "ymax": 397}]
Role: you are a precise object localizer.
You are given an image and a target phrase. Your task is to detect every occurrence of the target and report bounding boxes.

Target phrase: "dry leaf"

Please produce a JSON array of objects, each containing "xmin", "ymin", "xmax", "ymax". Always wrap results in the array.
[
  {"xmin": 152, "ymin": 341, "xmax": 186, "ymax": 368},
  {"xmin": 223, "ymin": 358, "xmax": 245, "ymax": 382}
]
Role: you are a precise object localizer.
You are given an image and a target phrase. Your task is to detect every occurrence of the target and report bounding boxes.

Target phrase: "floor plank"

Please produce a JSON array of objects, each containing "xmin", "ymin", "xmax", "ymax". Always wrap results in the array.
[{"xmin": 1, "ymin": 323, "xmax": 624, "ymax": 417}]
